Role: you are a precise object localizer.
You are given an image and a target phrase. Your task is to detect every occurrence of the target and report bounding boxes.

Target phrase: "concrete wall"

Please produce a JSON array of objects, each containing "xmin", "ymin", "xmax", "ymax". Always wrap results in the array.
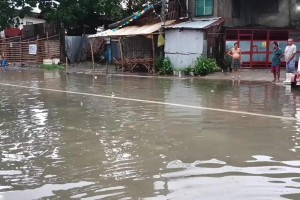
[
  {"xmin": 188, "ymin": 0, "xmax": 298, "ymax": 28},
  {"xmin": 165, "ymin": 29, "xmax": 204, "ymax": 69},
  {"xmin": 230, "ymin": 0, "xmax": 293, "ymax": 27}
]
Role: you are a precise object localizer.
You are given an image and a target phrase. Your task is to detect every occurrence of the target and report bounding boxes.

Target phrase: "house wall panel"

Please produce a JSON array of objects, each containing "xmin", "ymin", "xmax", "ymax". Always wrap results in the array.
[
  {"xmin": 165, "ymin": 53, "xmax": 200, "ymax": 69},
  {"xmin": 165, "ymin": 29, "xmax": 204, "ymax": 69}
]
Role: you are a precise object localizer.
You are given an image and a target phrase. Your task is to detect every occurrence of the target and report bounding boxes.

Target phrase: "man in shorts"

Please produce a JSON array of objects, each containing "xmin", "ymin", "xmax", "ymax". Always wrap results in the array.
[
  {"xmin": 284, "ymin": 38, "xmax": 297, "ymax": 84},
  {"xmin": 227, "ymin": 42, "xmax": 242, "ymax": 80},
  {"xmin": 271, "ymin": 41, "xmax": 284, "ymax": 82}
]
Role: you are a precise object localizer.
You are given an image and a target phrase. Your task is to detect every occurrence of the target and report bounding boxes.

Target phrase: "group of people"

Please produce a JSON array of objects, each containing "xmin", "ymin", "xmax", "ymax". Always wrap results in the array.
[{"xmin": 227, "ymin": 39, "xmax": 297, "ymax": 83}]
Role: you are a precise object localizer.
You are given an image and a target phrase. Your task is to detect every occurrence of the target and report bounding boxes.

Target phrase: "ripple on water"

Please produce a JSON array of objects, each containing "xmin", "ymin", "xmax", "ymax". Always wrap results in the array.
[
  {"xmin": 0, "ymin": 182, "xmax": 94, "ymax": 200},
  {"xmin": 146, "ymin": 157, "xmax": 300, "ymax": 199}
]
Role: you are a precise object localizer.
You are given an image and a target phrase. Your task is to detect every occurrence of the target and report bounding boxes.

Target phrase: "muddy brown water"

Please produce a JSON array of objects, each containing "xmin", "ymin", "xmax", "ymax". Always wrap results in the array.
[{"xmin": 0, "ymin": 70, "xmax": 300, "ymax": 200}]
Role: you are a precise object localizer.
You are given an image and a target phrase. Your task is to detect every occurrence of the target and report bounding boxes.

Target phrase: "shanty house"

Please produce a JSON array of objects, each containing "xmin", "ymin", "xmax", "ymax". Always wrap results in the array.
[
  {"xmin": 164, "ymin": 17, "xmax": 224, "ymax": 69},
  {"xmin": 88, "ymin": 0, "xmax": 186, "ymax": 73}
]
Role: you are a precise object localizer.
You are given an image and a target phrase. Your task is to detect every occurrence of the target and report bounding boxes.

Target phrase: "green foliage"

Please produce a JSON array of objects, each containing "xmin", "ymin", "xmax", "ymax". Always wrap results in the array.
[
  {"xmin": 0, "ymin": 0, "xmax": 153, "ymax": 35},
  {"xmin": 44, "ymin": 0, "xmax": 125, "ymax": 35},
  {"xmin": 40, "ymin": 64, "xmax": 65, "ymax": 70},
  {"xmin": 182, "ymin": 67, "xmax": 193, "ymax": 75},
  {"xmin": 124, "ymin": 0, "xmax": 154, "ymax": 15},
  {"xmin": 43, "ymin": 0, "xmax": 154, "ymax": 35},
  {"xmin": 224, "ymin": 45, "xmax": 233, "ymax": 71},
  {"xmin": 193, "ymin": 57, "xmax": 220, "ymax": 76},
  {"xmin": 157, "ymin": 58, "xmax": 173, "ymax": 75},
  {"xmin": 0, "ymin": 0, "xmax": 37, "ymax": 31},
  {"xmin": 155, "ymin": 56, "xmax": 164, "ymax": 72}
]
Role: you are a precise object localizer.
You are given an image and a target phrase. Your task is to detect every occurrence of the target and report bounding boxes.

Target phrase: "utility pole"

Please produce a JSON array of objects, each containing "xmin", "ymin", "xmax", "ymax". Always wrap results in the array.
[{"xmin": 161, "ymin": 0, "xmax": 168, "ymax": 26}]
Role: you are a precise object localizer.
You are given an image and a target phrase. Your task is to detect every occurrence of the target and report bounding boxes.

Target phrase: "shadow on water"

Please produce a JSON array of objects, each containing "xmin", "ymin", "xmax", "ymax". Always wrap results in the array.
[{"xmin": 0, "ymin": 70, "xmax": 300, "ymax": 199}]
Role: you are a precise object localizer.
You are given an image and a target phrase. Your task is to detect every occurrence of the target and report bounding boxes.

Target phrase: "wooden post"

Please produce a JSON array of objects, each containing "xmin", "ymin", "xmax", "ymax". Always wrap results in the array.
[
  {"xmin": 65, "ymin": 56, "xmax": 68, "ymax": 71},
  {"xmin": 151, "ymin": 34, "xmax": 156, "ymax": 73},
  {"xmin": 36, "ymin": 35, "xmax": 39, "ymax": 65},
  {"xmin": 27, "ymin": 39, "xmax": 30, "ymax": 64},
  {"xmin": 90, "ymin": 41, "xmax": 95, "ymax": 71},
  {"xmin": 119, "ymin": 37, "xmax": 124, "ymax": 72},
  {"xmin": 20, "ymin": 36, "xmax": 22, "ymax": 65},
  {"xmin": 47, "ymin": 32, "xmax": 50, "ymax": 58}
]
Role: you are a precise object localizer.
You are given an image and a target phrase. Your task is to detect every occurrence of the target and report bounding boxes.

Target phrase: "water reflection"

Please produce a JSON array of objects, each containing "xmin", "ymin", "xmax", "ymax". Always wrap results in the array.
[{"xmin": 0, "ymin": 71, "xmax": 300, "ymax": 199}]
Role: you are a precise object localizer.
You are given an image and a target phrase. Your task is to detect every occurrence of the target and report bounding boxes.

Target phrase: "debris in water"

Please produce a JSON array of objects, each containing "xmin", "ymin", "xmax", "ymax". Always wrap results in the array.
[
  {"xmin": 94, "ymin": 76, "xmax": 97, "ymax": 79},
  {"xmin": 211, "ymin": 90, "xmax": 215, "ymax": 93},
  {"xmin": 80, "ymin": 102, "xmax": 83, "ymax": 107}
]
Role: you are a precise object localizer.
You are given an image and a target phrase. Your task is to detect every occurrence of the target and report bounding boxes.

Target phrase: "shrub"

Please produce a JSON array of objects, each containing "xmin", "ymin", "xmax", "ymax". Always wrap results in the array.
[
  {"xmin": 182, "ymin": 67, "xmax": 193, "ymax": 75},
  {"xmin": 155, "ymin": 56, "xmax": 164, "ymax": 72},
  {"xmin": 193, "ymin": 57, "xmax": 220, "ymax": 76},
  {"xmin": 224, "ymin": 45, "xmax": 233, "ymax": 71},
  {"xmin": 157, "ymin": 58, "xmax": 173, "ymax": 75}
]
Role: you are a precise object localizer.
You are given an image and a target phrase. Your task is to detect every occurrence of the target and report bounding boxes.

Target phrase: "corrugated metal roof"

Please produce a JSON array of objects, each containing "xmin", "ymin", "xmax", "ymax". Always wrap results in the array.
[
  {"xmin": 88, "ymin": 20, "xmax": 175, "ymax": 38},
  {"xmin": 165, "ymin": 18, "xmax": 222, "ymax": 30}
]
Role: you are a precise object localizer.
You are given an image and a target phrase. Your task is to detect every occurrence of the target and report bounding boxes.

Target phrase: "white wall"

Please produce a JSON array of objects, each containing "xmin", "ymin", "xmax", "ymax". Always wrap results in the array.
[
  {"xmin": 165, "ymin": 29, "xmax": 204, "ymax": 69},
  {"xmin": 19, "ymin": 16, "xmax": 46, "ymax": 29},
  {"xmin": 0, "ymin": 16, "xmax": 45, "ymax": 38}
]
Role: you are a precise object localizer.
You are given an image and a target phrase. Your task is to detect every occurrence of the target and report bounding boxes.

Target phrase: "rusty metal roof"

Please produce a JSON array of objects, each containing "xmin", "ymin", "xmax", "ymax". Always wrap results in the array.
[
  {"xmin": 165, "ymin": 18, "xmax": 223, "ymax": 30},
  {"xmin": 88, "ymin": 20, "xmax": 175, "ymax": 38}
]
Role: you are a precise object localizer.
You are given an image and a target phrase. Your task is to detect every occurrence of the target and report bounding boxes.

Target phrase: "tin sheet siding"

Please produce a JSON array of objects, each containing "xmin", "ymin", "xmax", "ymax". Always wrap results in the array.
[
  {"xmin": 165, "ymin": 29, "xmax": 204, "ymax": 69},
  {"xmin": 65, "ymin": 36, "xmax": 90, "ymax": 63}
]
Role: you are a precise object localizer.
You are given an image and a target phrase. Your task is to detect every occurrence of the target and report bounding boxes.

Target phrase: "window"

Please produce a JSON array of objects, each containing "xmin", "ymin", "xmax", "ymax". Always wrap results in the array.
[{"xmin": 195, "ymin": 0, "xmax": 213, "ymax": 16}]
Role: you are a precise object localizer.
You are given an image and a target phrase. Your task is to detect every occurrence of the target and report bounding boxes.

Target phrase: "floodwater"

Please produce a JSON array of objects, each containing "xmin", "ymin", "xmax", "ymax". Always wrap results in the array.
[{"xmin": 0, "ymin": 70, "xmax": 300, "ymax": 200}]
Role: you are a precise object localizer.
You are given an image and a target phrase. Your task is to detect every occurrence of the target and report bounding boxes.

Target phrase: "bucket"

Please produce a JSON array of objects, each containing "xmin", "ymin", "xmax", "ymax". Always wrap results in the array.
[
  {"xmin": 43, "ymin": 59, "xmax": 53, "ymax": 65},
  {"xmin": 1, "ymin": 59, "xmax": 7, "ymax": 68}
]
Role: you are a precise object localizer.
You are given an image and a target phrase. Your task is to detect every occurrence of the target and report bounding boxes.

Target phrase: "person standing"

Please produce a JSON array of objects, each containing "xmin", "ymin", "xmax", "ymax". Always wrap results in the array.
[
  {"xmin": 271, "ymin": 41, "xmax": 284, "ymax": 82},
  {"xmin": 284, "ymin": 38, "xmax": 297, "ymax": 84},
  {"xmin": 227, "ymin": 42, "xmax": 242, "ymax": 80}
]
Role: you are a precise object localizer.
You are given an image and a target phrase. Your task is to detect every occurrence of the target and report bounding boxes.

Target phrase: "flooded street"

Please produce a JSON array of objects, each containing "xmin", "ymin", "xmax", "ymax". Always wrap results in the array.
[{"xmin": 0, "ymin": 70, "xmax": 300, "ymax": 199}]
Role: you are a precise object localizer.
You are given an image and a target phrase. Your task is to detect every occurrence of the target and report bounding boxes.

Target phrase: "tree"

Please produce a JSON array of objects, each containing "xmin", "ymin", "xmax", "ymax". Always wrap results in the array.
[
  {"xmin": 123, "ymin": 0, "xmax": 154, "ymax": 15},
  {"xmin": 0, "ymin": 0, "xmax": 38, "ymax": 31},
  {"xmin": 0, "ymin": 0, "xmax": 154, "ymax": 35},
  {"xmin": 42, "ymin": 0, "xmax": 126, "ymax": 35}
]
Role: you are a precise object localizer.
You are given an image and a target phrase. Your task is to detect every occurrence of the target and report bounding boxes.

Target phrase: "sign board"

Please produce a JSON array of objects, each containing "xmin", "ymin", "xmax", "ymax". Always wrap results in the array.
[{"xmin": 29, "ymin": 44, "xmax": 37, "ymax": 55}]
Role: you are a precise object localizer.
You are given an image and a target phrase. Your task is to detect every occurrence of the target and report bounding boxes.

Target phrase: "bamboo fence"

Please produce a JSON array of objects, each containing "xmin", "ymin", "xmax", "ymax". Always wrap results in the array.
[{"xmin": 0, "ymin": 34, "xmax": 60, "ymax": 64}]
